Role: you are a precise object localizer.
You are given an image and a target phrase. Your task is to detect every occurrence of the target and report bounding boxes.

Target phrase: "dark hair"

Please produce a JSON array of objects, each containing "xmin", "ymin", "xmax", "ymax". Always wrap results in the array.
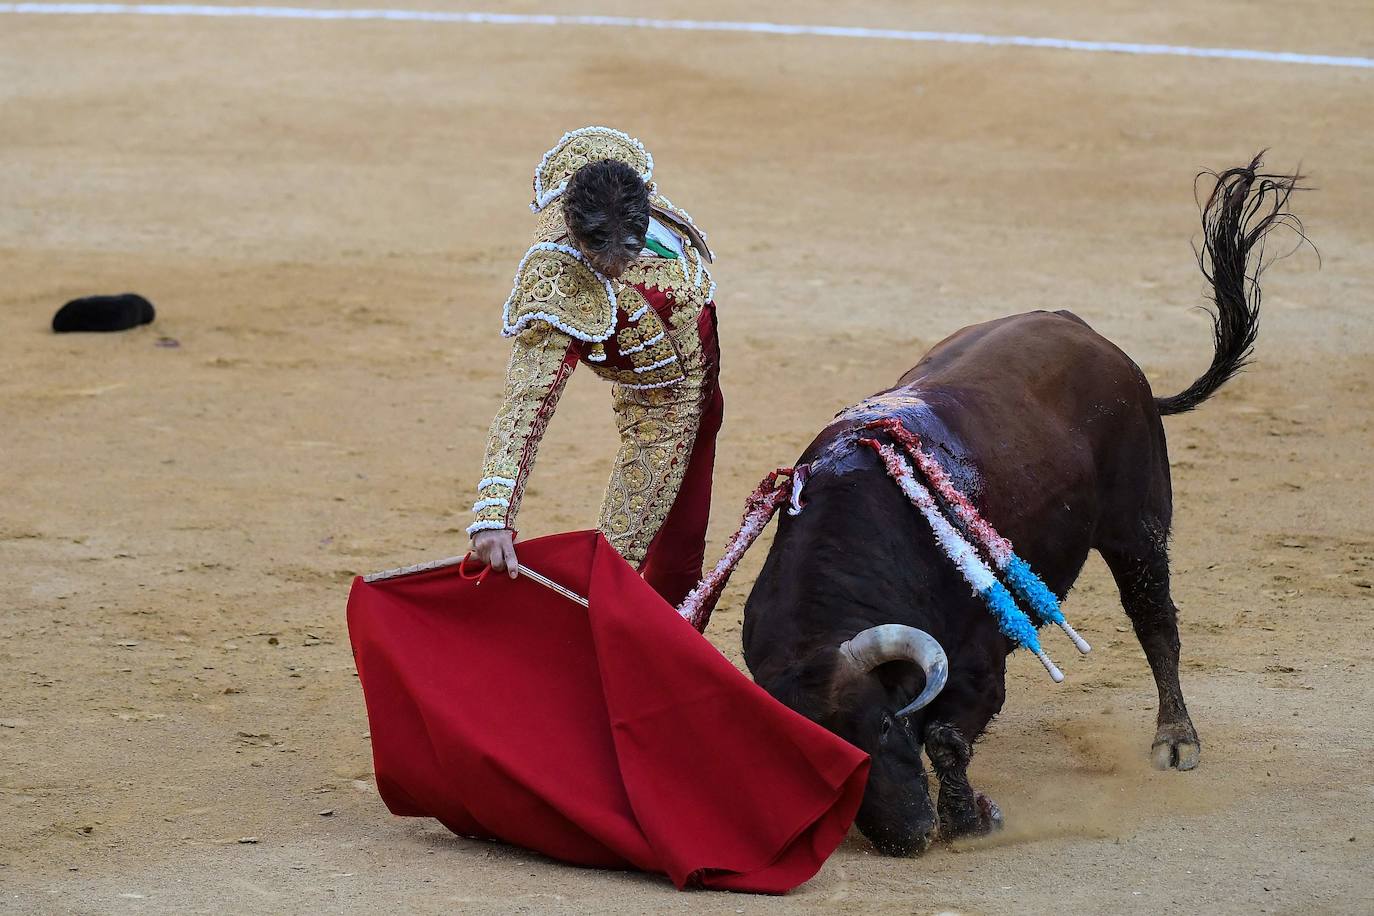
[{"xmin": 561, "ymin": 160, "xmax": 651, "ymax": 264}]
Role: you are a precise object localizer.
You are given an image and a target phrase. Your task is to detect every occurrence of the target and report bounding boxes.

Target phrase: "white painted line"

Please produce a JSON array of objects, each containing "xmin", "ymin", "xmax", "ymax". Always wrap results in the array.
[{"xmin": 2, "ymin": 3, "xmax": 1372, "ymax": 70}]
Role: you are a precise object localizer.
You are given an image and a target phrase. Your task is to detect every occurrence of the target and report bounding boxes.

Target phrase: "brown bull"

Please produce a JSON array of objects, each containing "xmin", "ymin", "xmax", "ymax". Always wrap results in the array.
[{"xmin": 741, "ymin": 156, "xmax": 1306, "ymax": 855}]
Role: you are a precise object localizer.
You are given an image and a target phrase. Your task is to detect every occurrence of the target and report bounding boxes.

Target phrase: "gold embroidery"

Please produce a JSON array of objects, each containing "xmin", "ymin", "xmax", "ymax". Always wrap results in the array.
[
  {"xmin": 616, "ymin": 323, "xmax": 645, "ymax": 351},
  {"xmin": 534, "ymin": 205, "xmax": 568, "ymax": 243},
  {"xmin": 472, "ymin": 322, "xmax": 576, "ymax": 531},
  {"xmin": 673, "ymin": 315, "xmax": 703, "ymax": 363},
  {"xmin": 620, "ymin": 250, "xmax": 713, "ymax": 312},
  {"xmin": 596, "ymin": 317, "xmax": 711, "ymax": 564},
  {"xmin": 503, "ymin": 246, "xmax": 616, "ymax": 342},
  {"xmin": 621, "ymin": 258, "xmax": 681, "ymax": 294},
  {"xmin": 533, "ymin": 127, "xmax": 653, "ymax": 212},
  {"xmin": 525, "ymin": 202, "xmax": 712, "ymax": 336},
  {"xmin": 587, "ymin": 362, "xmax": 686, "ymax": 388},
  {"xmin": 587, "ymin": 288, "xmax": 685, "ymax": 388}
]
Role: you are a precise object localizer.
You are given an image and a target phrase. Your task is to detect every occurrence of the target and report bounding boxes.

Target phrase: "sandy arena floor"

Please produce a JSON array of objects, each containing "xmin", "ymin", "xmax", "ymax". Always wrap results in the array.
[{"xmin": 2, "ymin": 2, "xmax": 1372, "ymax": 913}]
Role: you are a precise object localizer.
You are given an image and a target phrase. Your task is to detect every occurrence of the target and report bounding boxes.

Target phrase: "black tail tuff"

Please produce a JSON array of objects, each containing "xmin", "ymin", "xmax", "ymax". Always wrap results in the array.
[{"xmin": 1156, "ymin": 153, "xmax": 1310, "ymax": 416}]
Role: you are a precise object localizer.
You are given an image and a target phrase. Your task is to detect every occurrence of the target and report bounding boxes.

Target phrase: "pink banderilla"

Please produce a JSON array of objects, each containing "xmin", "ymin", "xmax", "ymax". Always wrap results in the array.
[
  {"xmin": 863, "ymin": 418, "xmax": 1016, "ymax": 562},
  {"xmin": 863, "ymin": 417, "xmax": 1090, "ymax": 655},
  {"xmin": 677, "ymin": 467, "xmax": 800, "ymax": 632}
]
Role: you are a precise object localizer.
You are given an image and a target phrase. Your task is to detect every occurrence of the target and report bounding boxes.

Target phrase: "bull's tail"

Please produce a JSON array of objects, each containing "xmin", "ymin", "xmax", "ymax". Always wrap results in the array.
[{"xmin": 1155, "ymin": 153, "xmax": 1309, "ymax": 416}]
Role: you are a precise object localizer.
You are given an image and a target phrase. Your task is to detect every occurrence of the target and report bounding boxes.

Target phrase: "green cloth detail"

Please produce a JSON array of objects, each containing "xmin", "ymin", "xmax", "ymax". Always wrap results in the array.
[{"xmin": 643, "ymin": 237, "xmax": 678, "ymax": 259}]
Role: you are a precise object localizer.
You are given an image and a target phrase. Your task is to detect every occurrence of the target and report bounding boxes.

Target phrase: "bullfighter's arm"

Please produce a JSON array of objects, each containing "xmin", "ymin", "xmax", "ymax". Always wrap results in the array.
[{"xmin": 467, "ymin": 321, "xmax": 579, "ymax": 535}]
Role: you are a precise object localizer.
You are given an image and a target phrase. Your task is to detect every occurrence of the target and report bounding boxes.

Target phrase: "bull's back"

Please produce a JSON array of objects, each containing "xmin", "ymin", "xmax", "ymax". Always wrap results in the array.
[
  {"xmin": 894, "ymin": 311, "xmax": 1168, "ymax": 568},
  {"xmin": 903, "ymin": 311, "xmax": 1135, "ymax": 401}
]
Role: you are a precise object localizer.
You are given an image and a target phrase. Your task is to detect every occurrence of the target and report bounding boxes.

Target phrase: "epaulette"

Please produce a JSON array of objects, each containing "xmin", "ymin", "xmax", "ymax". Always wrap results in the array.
[{"xmin": 501, "ymin": 242, "xmax": 617, "ymax": 342}]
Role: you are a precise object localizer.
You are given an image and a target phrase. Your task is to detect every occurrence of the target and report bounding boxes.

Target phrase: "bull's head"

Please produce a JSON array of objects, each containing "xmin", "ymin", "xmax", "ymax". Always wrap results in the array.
[{"xmin": 818, "ymin": 624, "xmax": 948, "ymax": 855}]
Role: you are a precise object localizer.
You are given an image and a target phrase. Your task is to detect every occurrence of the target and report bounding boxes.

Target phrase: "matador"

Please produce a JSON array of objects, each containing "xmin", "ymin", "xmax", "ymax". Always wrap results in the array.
[{"xmin": 466, "ymin": 127, "xmax": 723, "ymax": 607}]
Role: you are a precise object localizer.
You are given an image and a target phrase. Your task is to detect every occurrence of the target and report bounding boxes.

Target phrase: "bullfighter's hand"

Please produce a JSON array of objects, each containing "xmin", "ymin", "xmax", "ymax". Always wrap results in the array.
[{"xmin": 470, "ymin": 528, "xmax": 519, "ymax": 579}]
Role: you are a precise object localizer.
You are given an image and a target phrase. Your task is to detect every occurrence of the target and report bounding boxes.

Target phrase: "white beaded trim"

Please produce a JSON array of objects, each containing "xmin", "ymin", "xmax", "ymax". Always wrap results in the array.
[
  {"xmin": 530, "ymin": 126, "xmax": 654, "ymax": 213},
  {"xmin": 620, "ymin": 331, "xmax": 664, "ymax": 355},
  {"xmin": 627, "ymin": 300, "xmax": 650, "ymax": 323},
  {"xmin": 501, "ymin": 242, "xmax": 617, "ymax": 342},
  {"xmin": 634, "ymin": 354, "xmax": 678, "ymax": 373},
  {"xmin": 587, "ymin": 348, "xmax": 607, "ymax": 362},
  {"xmin": 465, "ymin": 519, "xmax": 508, "ymax": 536},
  {"xmin": 472, "ymin": 497, "xmax": 511, "ymax": 512},
  {"xmin": 477, "ymin": 476, "xmax": 517, "ymax": 490},
  {"xmin": 653, "ymin": 193, "xmax": 714, "ymax": 261},
  {"xmin": 619, "ymin": 376, "xmax": 686, "ymax": 391}
]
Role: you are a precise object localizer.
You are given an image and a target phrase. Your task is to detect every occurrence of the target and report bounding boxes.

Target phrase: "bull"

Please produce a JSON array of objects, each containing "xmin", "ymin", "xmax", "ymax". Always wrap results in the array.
[{"xmin": 741, "ymin": 157, "xmax": 1305, "ymax": 855}]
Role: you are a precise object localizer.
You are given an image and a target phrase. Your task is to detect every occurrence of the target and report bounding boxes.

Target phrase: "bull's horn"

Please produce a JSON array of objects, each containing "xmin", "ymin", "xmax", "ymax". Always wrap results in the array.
[{"xmin": 839, "ymin": 624, "xmax": 949, "ymax": 718}]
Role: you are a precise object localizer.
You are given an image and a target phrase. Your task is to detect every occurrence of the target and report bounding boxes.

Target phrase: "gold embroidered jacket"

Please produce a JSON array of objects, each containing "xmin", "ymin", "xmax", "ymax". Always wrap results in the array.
[{"xmin": 468, "ymin": 197, "xmax": 716, "ymax": 564}]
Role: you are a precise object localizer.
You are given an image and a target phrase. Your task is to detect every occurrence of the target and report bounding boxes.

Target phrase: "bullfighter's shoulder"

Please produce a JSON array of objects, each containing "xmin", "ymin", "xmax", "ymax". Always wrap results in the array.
[{"xmin": 501, "ymin": 242, "xmax": 617, "ymax": 343}]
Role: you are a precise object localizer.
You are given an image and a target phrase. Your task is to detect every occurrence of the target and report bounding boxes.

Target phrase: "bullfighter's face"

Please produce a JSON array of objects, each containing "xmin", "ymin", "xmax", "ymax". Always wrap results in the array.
[
  {"xmin": 568, "ymin": 221, "xmax": 645, "ymax": 280},
  {"xmin": 561, "ymin": 159, "xmax": 650, "ymax": 280}
]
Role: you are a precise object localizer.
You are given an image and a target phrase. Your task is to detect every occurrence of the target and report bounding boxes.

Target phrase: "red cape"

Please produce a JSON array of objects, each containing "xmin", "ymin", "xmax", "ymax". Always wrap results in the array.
[{"xmin": 346, "ymin": 530, "xmax": 868, "ymax": 893}]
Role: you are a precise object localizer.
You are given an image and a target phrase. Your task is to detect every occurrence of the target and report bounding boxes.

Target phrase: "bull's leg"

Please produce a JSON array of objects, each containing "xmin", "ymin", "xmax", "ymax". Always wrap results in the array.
[
  {"xmin": 1100, "ymin": 538, "xmax": 1201, "ymax": 770},
  {"xmin": 924, "ymin": 721, "xmax": 1003, "ymax": 839}
]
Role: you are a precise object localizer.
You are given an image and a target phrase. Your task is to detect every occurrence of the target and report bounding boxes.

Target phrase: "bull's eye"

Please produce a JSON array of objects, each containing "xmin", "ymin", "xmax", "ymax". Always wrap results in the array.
[{"xmin": 879, "ymin": 716, "xmax": 893, "ymax": 744}]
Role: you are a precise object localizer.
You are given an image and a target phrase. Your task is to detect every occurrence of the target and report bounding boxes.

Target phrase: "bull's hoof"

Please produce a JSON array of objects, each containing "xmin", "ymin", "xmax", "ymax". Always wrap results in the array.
[
  {"xmin": 1151, "ymin": 722, "xmax": 1201, "ymax": 771},
  {"xmin": 975, "ymin": 792, "xmax": 1004, "ymax": 833},
  {"xmin": 863, "ymin": 821, "xmax": 937, "ymax": 857},
  {"xmin": 939, "ymin": 793, "xmax": 1003, "ymax": 841},
  {"xmin": 872, "ymin": 829, "xmax": 935, "ymax": 857}
]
